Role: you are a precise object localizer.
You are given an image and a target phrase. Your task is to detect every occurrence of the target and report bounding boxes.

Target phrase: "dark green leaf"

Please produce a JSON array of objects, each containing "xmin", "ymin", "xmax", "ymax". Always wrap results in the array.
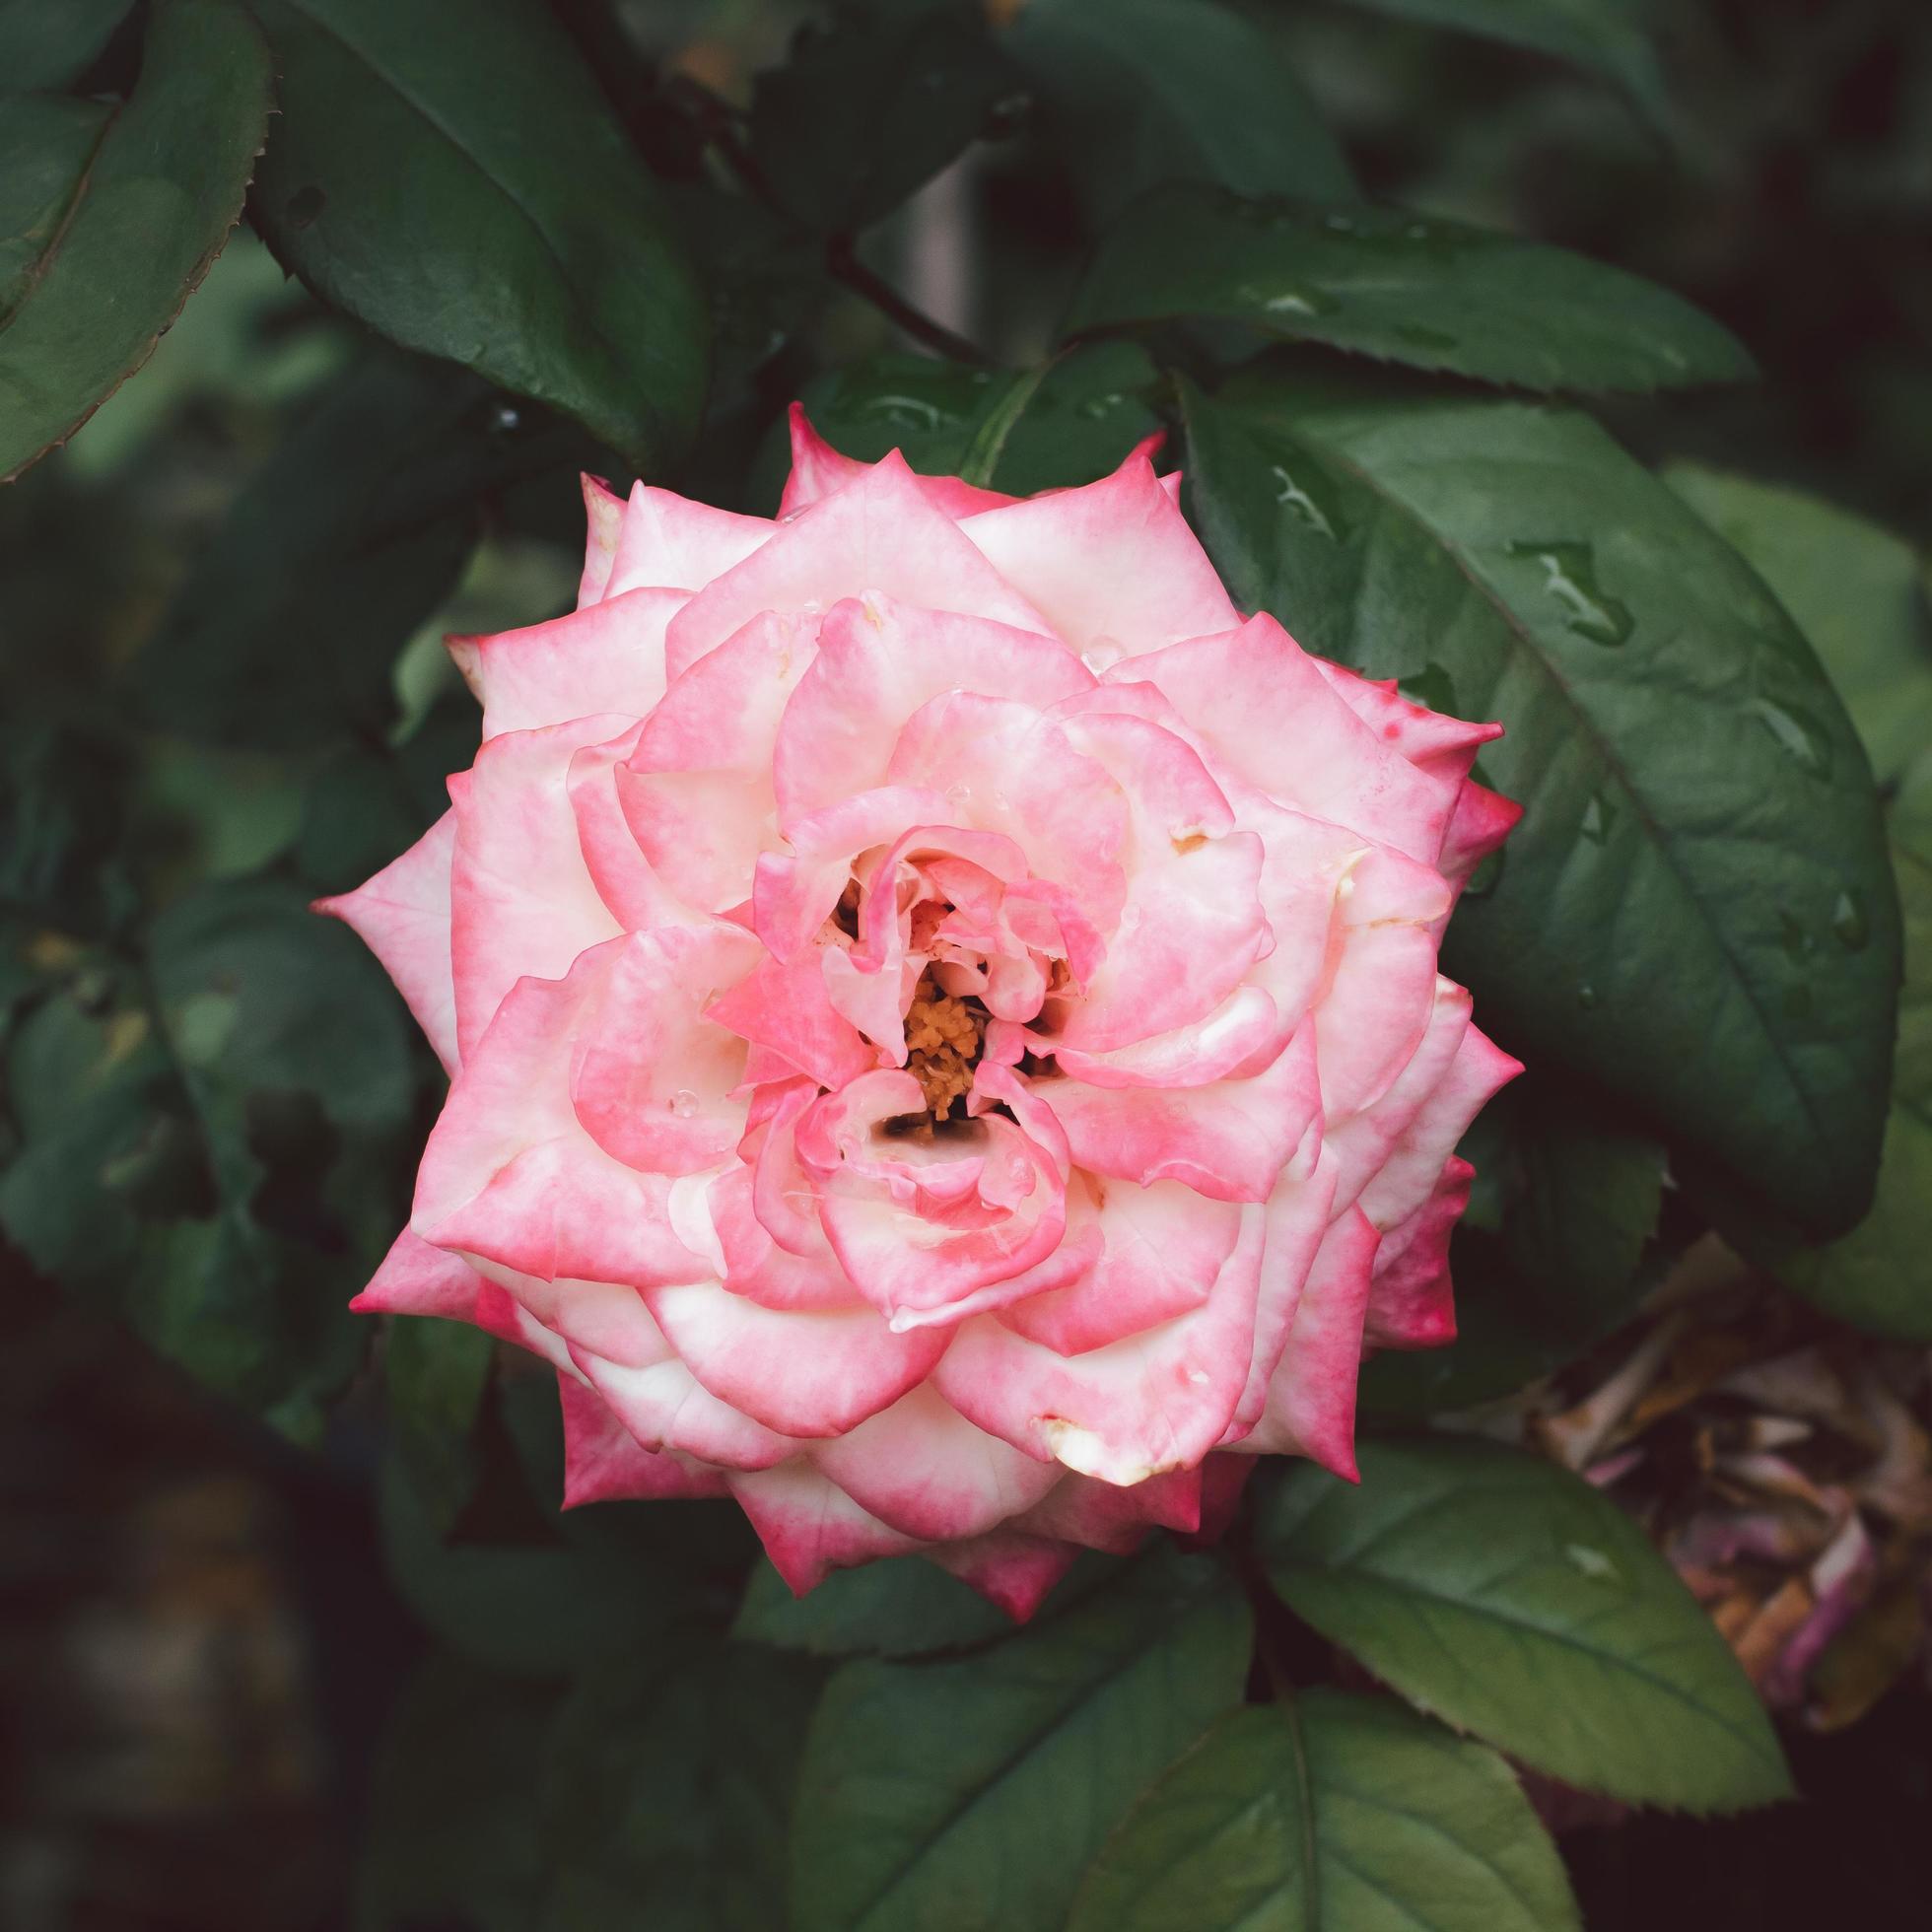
[
  {"xmin": 1069, "ymin": 188, "xmax": 1752, "ymax": 393},
  {"xmin": 132, "ymin": 353, "xmax": 569, "ymax": 752},
  {"xmin": 1181, "ymin": 371, "xmax": 1898, "ymax": 1237},
  {"xmin": 250, "ymin": 0, "xmax": 708, "ymax": 469},
  {"xmin": 734, "ymin": 1552, "xmax": 1017, "ymax": 1657},
  {"xmin": 1005, "ymin": 0, "xmax": 1355, "ymax": 225},
  {"xmin": 380, "ymin": 1376, "xmax": 756, "ymax": 1678},
  {"xmin": 1363, "ymin": 1074, "xmax": 1664, "ymax": 1414},
  {"xmin": 1069, "ymin": 1692, "xmax": 1580, "ymax": 1931},
  {"xmin": 734, "ymin": 1547, "xmax": 1114, "ymax": 1658},
  {"xmin": 1327, "ymin": 0, "xmax": 1668, "ymax": 119},
  {"xmin": 0, "ymin": 98, "xmax": 116, "ymax": 314},
  {"xmin": 774, "ymin": 340, "xmax": 1162, "ymax": 508},
  {"xmin": 750, "ymin": 1, "xmax": 1019, "ymax": 234},
  {"xmin": 0, "ymin": 0, "xmax": 132, "ymax": 90},
  {"xmin": 385, "ymin": 1315, "xmax": 495, "ymax": 1534},
  {"xmin": 789, "ymin": 1547, "xmax": 1251, "ymax": 1932},
  {"xmin": 1261, "ymin": 1435, "xmax": 1792, "ymax": 1811},
  {"xmin": 538, "ymin": 1637, "xmax": 824, "ymax": 1931},
  {"xmin": 1665, "ymin": 464, "xmax": 1932, "ymax": 789},
  {"xmin": 1767, "ymin": 836, "xmax": 1932, "ymax": 1341},
  {"xmin": 355, "ymin": 1656, "xmax": 559, "ymax": 1932},
  {"xmin": 0, "ymin": 0, "xmax": 271, "ymax": 478}
]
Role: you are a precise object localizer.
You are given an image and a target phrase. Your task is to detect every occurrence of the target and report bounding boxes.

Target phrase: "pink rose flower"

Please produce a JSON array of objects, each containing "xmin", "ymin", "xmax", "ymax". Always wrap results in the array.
[{"xmin": 321, "ymin": 410, "xmax": 1521, "ymax": 1617}]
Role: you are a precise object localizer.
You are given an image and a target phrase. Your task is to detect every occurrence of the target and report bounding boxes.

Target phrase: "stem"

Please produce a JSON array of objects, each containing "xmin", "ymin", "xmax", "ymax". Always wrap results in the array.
[
  {"xmin": 825, "ymin": 238, "xmax": 995, "ymax": 368},
  {"xmin": 666, "ymin": 74, "xmax": 996, "ymax": 368}
]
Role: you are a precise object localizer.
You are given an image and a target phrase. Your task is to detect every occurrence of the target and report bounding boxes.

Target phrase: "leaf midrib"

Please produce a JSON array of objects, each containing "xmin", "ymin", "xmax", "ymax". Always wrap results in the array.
[
  {"xmin": 1279, "ymin": 408, "xmax": 1841, "ymax": 1172},
  {"xmin": 0, "ymin": 100, "xmax": 119, "ymax": 336}
]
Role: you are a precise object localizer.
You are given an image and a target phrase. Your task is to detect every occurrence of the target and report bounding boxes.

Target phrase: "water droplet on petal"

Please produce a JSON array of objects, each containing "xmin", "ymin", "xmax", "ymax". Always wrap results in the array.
[{"xmin": 668, "ymin": 1089, "xmax": 698, "ymax": 1118}]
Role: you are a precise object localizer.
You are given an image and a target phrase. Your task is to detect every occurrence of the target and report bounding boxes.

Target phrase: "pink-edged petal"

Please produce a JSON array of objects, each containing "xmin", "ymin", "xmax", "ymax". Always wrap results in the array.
[
  {"xmin": 452, "ymin": 586, "xmax": 681, "ymax": 740},
  {"xmin": 1039, "ymin": 1018, "xmax": 1320, "ymax": 1203},
  {"xmin": 1041, "ymin": 708, "xmax": 1268, "ymax": 1051},
  {"xmin": 1438, "ymin": 777, "xmax": 1523, "ymax": 897},
  {"xmin": 1014, "ymin": 1465, "xmax": 1205, "ymax": 1553},
  {"xmin": 316, "ymin": 810, "xmax": 460, "ymax": 1074},
  {"xmin": 960, "ymin": 446, "xmax": 1237, "ymax": 656},
  {"xmin": 1310, "ymin": 843, "xmax": 1454, "ymax": 1121},
  {"xmin": 1238, "ymin": 1206, "xmax": 1379, "ymax": 1481},
  {"xmin": 612, "ymin": 607, "xmax": 819, "ymax": 914},
  {"xmin": 663, "ymin": 451, "xmax": 1048, "ymax": 683},
  {"xmin": 1364, "ymin": 1155, "xmax": 1471, "ymax": 1350},
  {"xmin": 752, "ymin": 785, "xmax": 951, "ymax": 961},
  {"xmin": 779, "ymin": 403, "xmax": 1018, "ymax": 519},
  {"xmin": 933, "ymin": 1201, "xmax": 1270, "ymax": 1485},
  {"xmin": 565, "ymin": 723, "xmax": 710, "ymax": 933},
  {"xmin": 557, "ymin": 1372, "xmax": 729, "ymax": 1504},
  {"xmin": 711, "ymin": 1163, "xmax": 860, "ymax": 1312},
  {"xmin": 1049, "ymin": 985, "xmax": 1292, "ymax": 1089},
  {"xmin": 603, "ymin": 479, "xmax": 773, "ymax": 600},
  {"xmin": 772, "ymin": 592, "xmax": 1091, "ymax": 821},
  {"xmin": 925, "ymin": 1533, "xmax": 1076, "ymax": 1621},
  {"xmin": 568, "ymin": 925, "xmax": 760, "ymax": 1176},
  {"xmin": 808, "ymin": 1384, "xmax": 1060, "ymax": 1541},
  {"xmin": 577, "ymin": 474, "xmax": 626, "ymax": 607},
  {"xmin": 727, "ymin": 1460, "xmax": 923, "ymax": 1593},
  {"xmin": 413, "ymin": 945, "xmax": 709, "ymax": 1290},
  {"xmin": 1353, "ymin": 1020, "xmax": 1522, "ymax": 1238},
  {"xmin": 351, "ymin": 1223, "xmax": 486, "ymax": 1318},
  {"xmin": 996, "ymin": 1177, "xmax": 1235, "ymax": 1356},
  {"xmin": 1311, "ymin": 656, "xmax": 1501, "ymax": 787},
  {"xmin": 1109, "ymin": 617, "xmax": 1454, "ymax": 865},
  {"xmin": 643, "ymin": 1279, "xmax": 946, "ymax": 1438},
  {"xmin": 705, "ymin": 946, "xmax": 879, "ymax": 1090},
  {"xmin": 884, "ymin": 692, "xmax": 1130, "ymax": 935},
  {"xmin": 448, "ymin": 717, "xmax": 629, "ymax": 1061},
  {"xmin": 577, "ymin": 1346, "xmax": 799, "ymax": 1471},
  {"xmin": 1324, "ymin": 976, "xmax": 1472, "ymax": 1213}
]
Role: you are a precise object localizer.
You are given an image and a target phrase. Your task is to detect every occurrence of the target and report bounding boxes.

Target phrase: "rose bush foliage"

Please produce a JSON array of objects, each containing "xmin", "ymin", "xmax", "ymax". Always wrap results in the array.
[{"xmin": 322, "ymin": 410, "xmax": 1520, "ymax": 1610}]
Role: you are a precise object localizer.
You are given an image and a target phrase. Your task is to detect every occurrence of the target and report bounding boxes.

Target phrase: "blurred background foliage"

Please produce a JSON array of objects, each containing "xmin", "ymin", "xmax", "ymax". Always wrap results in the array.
[{"xmin": 2, "ymin": 0, "xmax": 1930, "ymax": 1927}]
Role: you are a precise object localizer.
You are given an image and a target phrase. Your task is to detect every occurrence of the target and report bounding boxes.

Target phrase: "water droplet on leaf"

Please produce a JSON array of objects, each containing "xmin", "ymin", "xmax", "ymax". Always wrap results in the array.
[
  {"xmin": 1506, "ymin": 540, "xmax": 1633, "ymax": 648},
  {"xmin": 1830, "ymin": 889, "xmax": 1870, "ymax": 951},
  {"xmin": 1747, "ymin": 697, "xmax": 1832, "ymax": 780}
]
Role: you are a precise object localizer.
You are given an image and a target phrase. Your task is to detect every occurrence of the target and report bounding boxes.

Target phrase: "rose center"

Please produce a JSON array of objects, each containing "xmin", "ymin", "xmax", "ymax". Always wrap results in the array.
[{"xmin": 902, "ymin": 972, "xmax": 984, "ymax": 1121}]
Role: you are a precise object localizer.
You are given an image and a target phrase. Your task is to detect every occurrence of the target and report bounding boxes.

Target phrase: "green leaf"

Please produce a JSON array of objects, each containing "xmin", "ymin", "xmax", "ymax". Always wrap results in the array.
[
  {"xmin": 1180, "ymin": 371, "xmax": 1899, "ymax": 1237},
  {"xmin": 1069, "ymin": 1692, "xmax": 1580, "ymax": 1932},
  {"xmin": 1261, "ymin": 1435, "xmax": 1792, "ymax": 1811},
  {"xmin": 355, "ymin": 1656, "xmax": 559, "ymax": 1932},
  {"xmin": 249, "ymin": 0, "xmax": 708, "ymax": 470},
  {"xmin": 1665, "ymin": 464, "xmax": 1932, "ymax": 789},
  {"xmin": 1767, "ymin": 835, "xmax": 1932, "ymax": 1341},
  {"xmin": 0, "ymin": 0, "xmax": 132, "ymax": 90},
  {"xmin": 1005, "ymin": 0, "xmax": 1356, "ymax": 226},
  {"xmin": 0, "ymin": 98, "xmax": 116, "ymax": 315},
  {"xmin": 538, "ymin": 1637, "xmax": 825, "ymax": 1931},
  {"xmin": 734, "ymin": 1552, "xmax": 1018, "ymax": 1657},
  {"xmin": 1327, "ymin": 0, "xmax": 1669, "ymax": 120},
  {"xmin": 132, "ymin": 353, "xmax": 572, "ymax": 751},
  {"xmin": 380, "ymin": 1377, "xmax": 756, "ymax": 1679},
  {"xmin": 385, "ymin": 1315, "xmax": 495, "ymax": 1534},
  {"xmin": 1069, "ymin": 188, "xmax": 1752, "ymax": 393},
  {"xmin": 749, "ymin": 0, "xmax": 1019, "ymax": 235},
  {"xmin": 147, "ymin": 875, "xmax": 415, "ymax": 1197},
  {"xmin": 775, "ymin": 340, "xmax": 1162, "ymax": 508},
  {"xmin": 0, "ymin": 0, "xmax": 272, "ymax": 479},
  {"xmin": 734, "ymin": 1548, "xmax": 1114, "ymax": 1658},
  {"xmin": 1363, "ymin": 1074, "xmax": 1664, "ymax": 1414},
  {"xmin": 789, "ymin": 1547, "xmax": 1251, "ymax": 1932}
]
